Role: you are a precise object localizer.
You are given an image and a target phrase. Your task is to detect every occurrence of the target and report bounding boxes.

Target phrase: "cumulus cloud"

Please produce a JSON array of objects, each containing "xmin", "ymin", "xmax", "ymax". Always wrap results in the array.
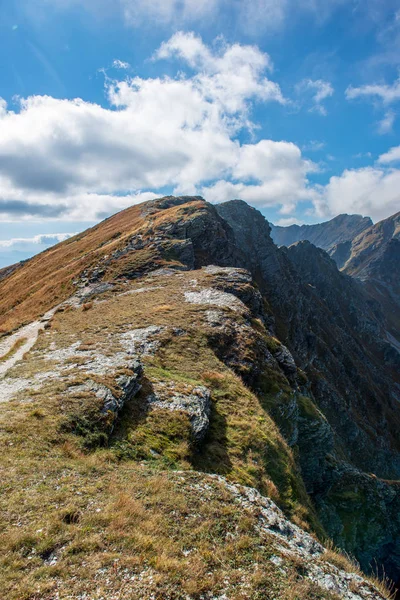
[
  {"xmin": 1, "ymin": 30, "xmax": 397, "ymax": 227},
  {"xmin": 201, "ymin": 140, "xmax": 317, "ymax": 209},
  {"xmin": 315, "ymin": 162, "xmax": 400, "ymax": 222},
  {"xmin": 155, "ymin": 32, "xmax": 283, "ymax": 111},
  {"xmin": 297, "ymin": 79, "xmax": 334, "ymax": 116},
  {"xmin": 0, "ymin": 33, "xmax": 313, "ymax": 221}
]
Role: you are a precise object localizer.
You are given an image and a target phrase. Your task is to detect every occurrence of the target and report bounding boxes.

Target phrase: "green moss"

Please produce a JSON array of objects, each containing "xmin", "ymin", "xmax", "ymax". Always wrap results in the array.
[
  {"xmin": 297, "ymin": 395, "xmax": 322, "ymax": 421},
  {"xmin": 265, "ymin": 336, "xmax": 281, "ymax": 353},
  {"xmin": 118, "ymin": 409, "xmax": 192, "ymax": 467},
  {"xmin": 60, "ymin": 398, "xmax": 114, "ymax": 449}
]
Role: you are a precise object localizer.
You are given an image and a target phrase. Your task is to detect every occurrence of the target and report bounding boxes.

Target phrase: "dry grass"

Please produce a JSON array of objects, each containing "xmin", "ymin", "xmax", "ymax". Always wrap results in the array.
[
  {"xmin": 0, "ymin": 197, "xmax": 206, "ymax": 335},
  {"xmin": 0, "ymin": 258, "xmax": 393, "ymax": 599},
  {"xmin": 0, "ymin": 337, "xmax": 27, "ymax": 362}
]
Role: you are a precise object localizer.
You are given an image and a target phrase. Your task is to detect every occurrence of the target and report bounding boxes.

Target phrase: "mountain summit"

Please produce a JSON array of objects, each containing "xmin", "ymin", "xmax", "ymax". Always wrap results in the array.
[{"xmin": 0, "ymin": 196, "xmax": 399, "ymax": 599}]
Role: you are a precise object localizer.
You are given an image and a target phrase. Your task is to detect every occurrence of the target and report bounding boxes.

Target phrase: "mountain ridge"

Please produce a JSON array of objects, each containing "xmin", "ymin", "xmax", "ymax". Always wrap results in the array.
[
  {"xmin": 0, "ymin": 195, "xmax": 399, "ymax": 598},
  {"xmin": 270, "ymin": 214, "xmax": 373, "ymax": 252}
]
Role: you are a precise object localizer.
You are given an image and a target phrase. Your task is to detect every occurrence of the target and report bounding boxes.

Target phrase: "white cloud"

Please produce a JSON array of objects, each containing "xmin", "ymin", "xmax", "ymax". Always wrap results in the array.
[
  {"xmin": 0, "ymin": 33, "xmax": 310, "ymax": 221},
  {"xmin": 112, "ymin": 59, "xmax": 130, "ymax": 70},
  {"xmin": 378, "ymin": 145, "xmax": 400, "ymax": 164},
  {"xmin": 201, "ymin": 140, "xmax": 317, "ymax": 210},
  {"xmin": 2, "ymin": 30, "xmax": 397, "ymax": 228},
  {"xmin": 316, "ymin": 165, "xmax": 400, "ymax": 222},
  {"xmin": 297, "ymin": 79, "xmax": 334, "ymax": 116},
  {"xmin": 0, "ymin": 233, "xmax": 75, "ymax": 250},
  {"xmin": 377, "ymin": 109, "xmax": 396, "ymax": 134},
  {"xmin": 346, "ymin": 77, "xmax": 400, "ymax": 131},
  {"xmin": 155, "ymin": 32, "xmax": 283, "ymax": 113},
  {"xmin": 346, "ymin": 76, "xmax": 400, "ymax": 105}
]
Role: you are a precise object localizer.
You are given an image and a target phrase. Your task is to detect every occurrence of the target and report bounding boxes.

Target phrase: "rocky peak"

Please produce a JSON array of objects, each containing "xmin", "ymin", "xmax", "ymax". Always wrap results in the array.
[{"xmin": 343, "ymin": 211, "xmax": 400, "ymax": 279}]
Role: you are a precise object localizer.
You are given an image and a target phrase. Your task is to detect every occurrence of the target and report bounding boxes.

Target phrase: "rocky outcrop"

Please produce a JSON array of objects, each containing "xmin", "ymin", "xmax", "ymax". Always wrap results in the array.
[
  {"xmin": 209, "ymin": 473, "xmax": 388, "ymax": 600},
  {"xmin": 338, "ymin": 212, "xmax": 400, "ymax": 346},
  {"xmin": 147, "ymin": 381, "xmax": 211, "ymax": 442},
  {"xmin": 70, "ymin": 360, "xmax": 143, "ymax": 419}
]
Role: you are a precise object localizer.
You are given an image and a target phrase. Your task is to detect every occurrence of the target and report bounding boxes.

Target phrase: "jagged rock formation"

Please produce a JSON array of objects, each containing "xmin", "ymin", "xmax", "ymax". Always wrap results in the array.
[
  {"xmin": 328, "ymin": 212, "xmax": 400, "ymax": 350},
  {"xmin": 337, "ymin": 211, "xmax": 399, "ymax": 281},
  {"xmin": 270, "ymin": 214, "xmax": 372, "ymax": 252},
  {"xmin": 0, "ymin": 196, "xmax": 399, "ymax": 598}
]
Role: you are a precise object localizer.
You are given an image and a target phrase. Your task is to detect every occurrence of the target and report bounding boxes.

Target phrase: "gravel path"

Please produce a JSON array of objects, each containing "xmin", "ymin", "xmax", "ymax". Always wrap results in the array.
[{"xmin": 0, "ymin": 307, "xmax": 57, "ymax": 382}]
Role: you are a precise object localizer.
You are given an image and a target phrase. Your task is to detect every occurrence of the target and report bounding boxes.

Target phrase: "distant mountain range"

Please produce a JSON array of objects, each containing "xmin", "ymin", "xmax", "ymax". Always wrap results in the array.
[
  {"xmin": 271, "ymin": 210, "xmax": 400, "ymax": 343},
  {"xmin": 270, "ymin": 214, "xmax": 373, "ymax": 252}
]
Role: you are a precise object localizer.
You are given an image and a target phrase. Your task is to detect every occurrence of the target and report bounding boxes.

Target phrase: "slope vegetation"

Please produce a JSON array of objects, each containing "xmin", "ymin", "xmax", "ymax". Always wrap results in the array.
[{"xmin": 0, "ymin": 196, "xmax": 398, "ymax": 599}]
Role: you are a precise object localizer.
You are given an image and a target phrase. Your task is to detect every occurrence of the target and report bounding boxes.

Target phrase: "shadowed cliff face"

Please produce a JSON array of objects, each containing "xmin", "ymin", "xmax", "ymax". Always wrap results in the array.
[
  {"xmin": 215, "ymin": 200, "xmax": 400, "ymax": 582},
  {"xmin": 0, "ymin": 195, "xmax": 399, "ymax": 593},
  {"xmin": 329, "ymin": 212, "xmax": 400, "ymax": 345}
]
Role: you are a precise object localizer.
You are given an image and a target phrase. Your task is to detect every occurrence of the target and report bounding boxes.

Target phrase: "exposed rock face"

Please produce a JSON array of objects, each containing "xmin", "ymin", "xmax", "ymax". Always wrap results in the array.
[
  {"xmin": 342, "ymin": 211, "xmax": 400, "ymax": 282},
  {"xmin": 71, "ymin": 360, "xmax": 143, "ymax": 419},
  {"xmin": 270, "ymin": 214, "xmax": 372, "ymax": 252},
  {"xmin": 211, "ymin": 474, "xmax": 388, "ymax": 600},
  {"xmin": 214, "ymin": 199, "xmax": 400, "ymax": 583},
  {"xmin": 147, "ymin": 382, "xmax": 211, "ymax": 442},
  {"xmin": 216, "ymin": 201, "xmax": 400, "ymax": 476},
  {"xmin": 338, "ymin": 212, "xmax": 400, "ymax": 346}
]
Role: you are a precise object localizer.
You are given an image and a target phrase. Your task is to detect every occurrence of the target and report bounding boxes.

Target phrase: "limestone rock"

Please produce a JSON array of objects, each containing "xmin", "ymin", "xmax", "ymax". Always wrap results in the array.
[{"xmin": 147, "ymin": 381, "xmax": 211, "ymax": 442}]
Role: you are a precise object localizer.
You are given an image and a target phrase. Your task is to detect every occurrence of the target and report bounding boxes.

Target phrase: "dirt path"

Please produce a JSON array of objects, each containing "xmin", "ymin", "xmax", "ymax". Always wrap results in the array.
[{"xmin": 0, "ymin": 307, "xmax": 58, "ymax": 380}]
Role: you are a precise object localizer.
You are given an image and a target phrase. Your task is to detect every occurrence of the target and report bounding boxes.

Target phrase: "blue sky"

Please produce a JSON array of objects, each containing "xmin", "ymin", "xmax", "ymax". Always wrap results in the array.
[{"xmin": 0, "ymin": 0, "xmax": 399, "ymax": 267}]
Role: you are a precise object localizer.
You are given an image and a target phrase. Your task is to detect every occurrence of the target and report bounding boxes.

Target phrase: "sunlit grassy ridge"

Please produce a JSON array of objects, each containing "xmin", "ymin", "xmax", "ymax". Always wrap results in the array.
[{"xmin": 0, "ymin": 198, "xmax": 206, "ymax": 334}]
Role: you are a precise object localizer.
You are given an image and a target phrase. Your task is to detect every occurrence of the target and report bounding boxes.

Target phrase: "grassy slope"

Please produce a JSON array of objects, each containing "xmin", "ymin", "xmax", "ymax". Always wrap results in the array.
[
  {"xmin": 0, "ymin": 268, "xmax": 334, "ymax": 599},
  {"xmin": 0, "ymin": 199, "xmax": 207, "ymax": 335}
]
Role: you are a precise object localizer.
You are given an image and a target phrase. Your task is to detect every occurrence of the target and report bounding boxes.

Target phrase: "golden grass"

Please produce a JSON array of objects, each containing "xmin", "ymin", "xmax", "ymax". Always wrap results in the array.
[
  {"xmin": 0, "ymin": 198, "xmax": 206, "ymax": 335},
  {"xmin": 0, "ymin": 337, "xmax": 28, "ymax": 363},
  {"xmin": 0, "ymin": 264, "xmax": 393, "ymax": 599}
]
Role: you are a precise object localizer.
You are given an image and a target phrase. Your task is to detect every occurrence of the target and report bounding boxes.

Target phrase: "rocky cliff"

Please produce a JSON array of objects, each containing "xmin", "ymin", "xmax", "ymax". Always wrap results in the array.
[
  {"xmin": 330, "ymin": 212, "xmax": 400, "ymax": 346},
  {"xmin": 0, "ymin": 196, "xmax": 398, "ymax": 599}
]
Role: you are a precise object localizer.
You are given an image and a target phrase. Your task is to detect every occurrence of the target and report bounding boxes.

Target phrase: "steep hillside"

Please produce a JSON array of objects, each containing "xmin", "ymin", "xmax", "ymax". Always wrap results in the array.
[
  {"xmin": 330, "ymin": 212, "xmax": 400, "ymax": 343},
  {"xmin": 270, "ymin": 214, "xmax": 372, "ymax": 252},
  {"xmin": 340, "ymin": 212, "xmax": 399, "ymax": 280},
  {"xmin": 0, "ymin": 196, "xmax": 399, "ymax": 599}
]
